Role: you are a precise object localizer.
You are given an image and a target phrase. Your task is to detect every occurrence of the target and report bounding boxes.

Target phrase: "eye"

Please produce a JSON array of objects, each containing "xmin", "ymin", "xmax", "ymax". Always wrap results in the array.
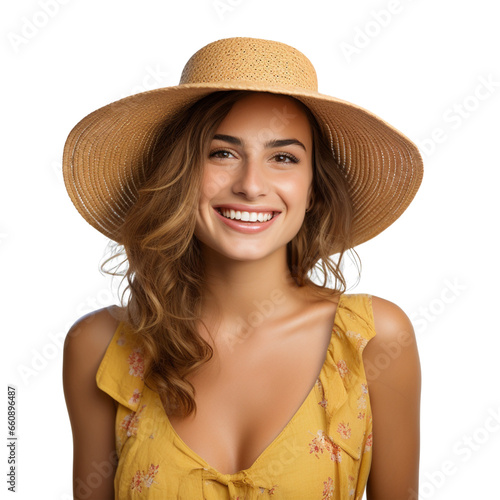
[
  {"xmin": 209, "ymin": 149, "xmax": 235, "ymax": 159},
  {"xmin": 273, "ymin": 152, "xmax": 299, "ymax": 164}
]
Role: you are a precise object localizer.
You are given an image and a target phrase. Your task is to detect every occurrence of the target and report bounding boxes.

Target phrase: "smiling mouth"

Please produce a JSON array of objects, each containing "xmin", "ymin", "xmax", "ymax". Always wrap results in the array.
[{"xmin": 215, "ymin": 208, "xmax": 278, "ymax": 223}]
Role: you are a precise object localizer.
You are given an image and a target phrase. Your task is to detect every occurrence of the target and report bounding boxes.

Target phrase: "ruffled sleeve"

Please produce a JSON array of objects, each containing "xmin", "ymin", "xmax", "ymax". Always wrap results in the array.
[
  {"xmin": 96, "ymin": 321, "xmax": 146, "ymax": 413},
  {"xmin": 317, "ymin": 293, "xmax": 376, "ymax": 463},
  {"xmin": 334, "ymin": 293, "xmax": 376, "ymax": 355}
]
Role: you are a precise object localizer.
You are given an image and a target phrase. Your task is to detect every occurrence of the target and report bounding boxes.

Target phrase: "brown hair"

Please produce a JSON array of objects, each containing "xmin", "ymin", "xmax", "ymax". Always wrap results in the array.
[{"xmin": 102, "ymin": 90, "xmax": 360, "ymax": 418}]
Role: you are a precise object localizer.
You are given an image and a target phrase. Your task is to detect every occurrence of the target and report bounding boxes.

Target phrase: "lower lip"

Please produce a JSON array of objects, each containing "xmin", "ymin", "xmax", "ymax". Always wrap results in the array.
[{"xmin": 213, "ymin": 208, "xmax": 280, "ymax": 233}]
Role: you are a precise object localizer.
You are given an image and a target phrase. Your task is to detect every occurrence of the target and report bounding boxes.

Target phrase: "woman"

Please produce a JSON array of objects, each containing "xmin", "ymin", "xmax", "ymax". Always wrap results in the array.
[{"xmin": 62, "ymin": 37, "xmax": 422, "ymax": 499}]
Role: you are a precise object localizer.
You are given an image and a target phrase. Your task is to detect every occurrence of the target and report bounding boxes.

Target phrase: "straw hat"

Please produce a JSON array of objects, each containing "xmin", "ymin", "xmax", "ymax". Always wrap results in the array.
[{"xmin": 62, "ymin": 36, "xmax": 423, "ymax": 251}]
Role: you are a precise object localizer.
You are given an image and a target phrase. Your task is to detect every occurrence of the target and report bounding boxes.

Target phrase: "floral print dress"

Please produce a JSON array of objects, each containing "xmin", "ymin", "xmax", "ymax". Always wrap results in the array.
[{"xmin": 96, "ymin": 293, "xmax": 376, "ymax": 499}]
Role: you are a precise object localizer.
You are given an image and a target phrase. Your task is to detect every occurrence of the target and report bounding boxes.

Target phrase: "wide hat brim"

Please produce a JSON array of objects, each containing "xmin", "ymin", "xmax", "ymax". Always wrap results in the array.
[{"xmin": 63, "ymin": 38, "xmax": 423, "ymax": 254}]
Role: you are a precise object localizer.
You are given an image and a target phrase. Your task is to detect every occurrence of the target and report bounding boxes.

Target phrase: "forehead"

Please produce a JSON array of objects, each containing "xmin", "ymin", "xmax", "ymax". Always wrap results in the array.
[{"xmin": 214, "ymin": 93, "xmax": 312, "ymax": 145}]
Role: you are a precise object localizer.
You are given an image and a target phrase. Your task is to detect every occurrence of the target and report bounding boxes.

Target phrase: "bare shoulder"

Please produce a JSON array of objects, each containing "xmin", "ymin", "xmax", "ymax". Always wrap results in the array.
[
  {"xmin": 363, "ymin": 295, "xmax": 421, "ymax": 498},
  {"xmin": 63, "ymin": 305, "xmax": 124, "ymax": 400},
  {"xmin": 63, "ymin": 306, "xmax": 123, "ymax": 500},
  {"xmin": 63, "ymin": 305, "xmax": 123, "ymax": 362},
  {"xmin": 363, "ymin": 294, "xmax": 421, "ymax": 390},
  {"xmin": 369, "ymin": 295, "xmax": 415, "ymax": 344}
]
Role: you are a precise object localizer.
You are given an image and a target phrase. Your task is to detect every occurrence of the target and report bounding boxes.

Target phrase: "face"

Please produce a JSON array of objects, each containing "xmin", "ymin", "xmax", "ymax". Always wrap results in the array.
[{"xmin": 194, "ymin": 92, "xmax": 314, "ymax": 262}]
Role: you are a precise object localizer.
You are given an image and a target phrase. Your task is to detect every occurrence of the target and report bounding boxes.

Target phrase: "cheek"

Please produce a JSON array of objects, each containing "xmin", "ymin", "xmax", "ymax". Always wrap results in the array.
[
  {"xmin": 201, "ymin": 167, "xmax": 232, "ymax": 200},
  {"xmin": 280, "ymin": 176, "xmax": 311, "ymax": 206}
]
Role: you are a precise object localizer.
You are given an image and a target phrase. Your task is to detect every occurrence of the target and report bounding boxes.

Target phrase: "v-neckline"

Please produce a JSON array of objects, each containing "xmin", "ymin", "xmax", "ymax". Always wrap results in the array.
[{"xmin": 159, "ymin": 292, "xmax": 345, "ymax": 477}]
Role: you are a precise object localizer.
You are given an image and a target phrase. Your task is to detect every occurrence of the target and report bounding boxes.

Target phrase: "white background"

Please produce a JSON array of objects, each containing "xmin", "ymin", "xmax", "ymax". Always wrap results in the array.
[{"xmin": 2, "ymin": 0, "xmax": 499, "ymax": 498}]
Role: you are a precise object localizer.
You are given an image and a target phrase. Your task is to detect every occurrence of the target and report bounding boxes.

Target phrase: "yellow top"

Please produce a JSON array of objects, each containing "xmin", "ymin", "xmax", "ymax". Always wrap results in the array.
[{"xmin": 96, "ymin": 293, "xmax": 376, "ymax": 499}]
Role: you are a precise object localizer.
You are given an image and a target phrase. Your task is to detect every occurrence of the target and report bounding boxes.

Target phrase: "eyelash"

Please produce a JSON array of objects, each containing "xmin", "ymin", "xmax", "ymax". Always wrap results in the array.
[{"xmin": 209, "ymin": 149, "xmax": 299, "ymax": 164}]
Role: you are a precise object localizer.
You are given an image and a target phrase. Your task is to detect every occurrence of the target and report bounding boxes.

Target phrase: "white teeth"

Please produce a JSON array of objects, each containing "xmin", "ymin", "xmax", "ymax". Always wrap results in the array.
[{"xmin": 218, "ymin": 208, "xmax": 274, "ymax": 222}]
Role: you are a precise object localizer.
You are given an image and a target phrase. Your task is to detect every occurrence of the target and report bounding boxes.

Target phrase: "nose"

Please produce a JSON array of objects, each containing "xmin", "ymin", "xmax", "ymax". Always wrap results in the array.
[{"xmin": 231, "ymin": 156, "xmax": 269, "ymax": 199}]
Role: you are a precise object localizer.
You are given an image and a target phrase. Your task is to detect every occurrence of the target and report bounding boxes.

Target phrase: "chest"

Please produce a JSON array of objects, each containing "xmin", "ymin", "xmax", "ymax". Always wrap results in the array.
[{"xmin": 165, "ymin": 302, "xmax": 338, "ymax": 475}]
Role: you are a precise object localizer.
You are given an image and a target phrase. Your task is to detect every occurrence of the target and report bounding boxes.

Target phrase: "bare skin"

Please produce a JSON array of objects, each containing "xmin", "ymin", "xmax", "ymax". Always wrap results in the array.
[
  {"xmin": 63, "ymin": 307, "xmax": 121, "ymax": 500},
  {"xmin": 63, "ymin": 295, "xmax": 420, "ymax": 499},
  {"xmin": 63, "ymin": 93, "xmax": 421, "ymax": 499},
  {"xmin": 167, "ymin": 287, "xmax": 343, "ymax": 475}
]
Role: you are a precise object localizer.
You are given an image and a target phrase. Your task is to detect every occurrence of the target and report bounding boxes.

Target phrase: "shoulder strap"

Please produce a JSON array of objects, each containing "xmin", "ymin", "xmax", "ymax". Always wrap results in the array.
[
  {"xmin": 319, "ymin": 293, "xmax": 376, "ymax": 459},
  {"xmin": 96, "ymin": 322, "xmax": 145, "ymax": 412},
  {"xmin": 334, "ymin": 293, "xmax": 376, "ymax": 353}
]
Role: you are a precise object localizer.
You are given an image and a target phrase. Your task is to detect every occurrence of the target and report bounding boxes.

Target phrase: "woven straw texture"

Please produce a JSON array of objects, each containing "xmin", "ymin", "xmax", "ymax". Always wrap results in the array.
[{"xmin": 62, "ymin": 37, "xmax": 423, "ymax": 253}]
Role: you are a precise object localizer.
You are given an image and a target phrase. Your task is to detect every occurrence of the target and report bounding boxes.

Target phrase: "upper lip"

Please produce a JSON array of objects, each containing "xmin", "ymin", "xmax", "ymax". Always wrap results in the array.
[{"xmin": 214, "ymin": 204, "xmax": 282, "ymax": 213}]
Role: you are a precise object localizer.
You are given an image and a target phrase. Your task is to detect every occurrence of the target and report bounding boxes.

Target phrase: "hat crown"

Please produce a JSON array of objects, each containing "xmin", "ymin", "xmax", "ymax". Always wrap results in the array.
[{"xmin": 179, "ymin": 37, "xmax": 318, "ymax": 91}]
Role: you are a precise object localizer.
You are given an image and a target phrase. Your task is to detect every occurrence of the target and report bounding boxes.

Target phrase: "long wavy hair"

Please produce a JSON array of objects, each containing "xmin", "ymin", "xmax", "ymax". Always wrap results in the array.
[{"xmin": 101, "ymin": 90, "xmax": 360, "ymax": 418}]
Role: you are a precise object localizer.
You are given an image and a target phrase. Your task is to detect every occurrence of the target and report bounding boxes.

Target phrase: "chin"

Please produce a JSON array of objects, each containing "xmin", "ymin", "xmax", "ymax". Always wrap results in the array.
[{"xmin": 219, "ymin": 247, "xmax": 271, "ymax": 262}]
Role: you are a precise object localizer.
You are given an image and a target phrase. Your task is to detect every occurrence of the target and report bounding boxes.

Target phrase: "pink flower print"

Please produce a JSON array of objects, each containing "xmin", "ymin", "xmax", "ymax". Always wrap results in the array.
[
  {"xmin": 308, "ymin": 430, "xmax": 342, "ymax": 463},
  {"xmin": 357, "ymin": 394, "xmax": 367, "ymax": 410},
  {"xmin": 130, "ymin": 463, "xmax": 159, "ymax": 492},
  {"xmin": 316, "ymin": 378, "xmax": 327, "ymax": 408},
  {"xmin": 128, "ymin": 349, "xmax": 144, "ymax": 379},
  {"xmin": 322, "ymin": 477, "xmax": 334, "ymax": 499},
  {"xmin": 361, "ymin": 383, "xmax": 368, "ymax": 394},
  {"xmin": 336, "ymin": 360, "xmax": 349, "ymax": 379},
  {"xmin": 315, "ymin": 378, "xmax": 325, "ymax": 394},
  {"xmin": 345, "ymin": 330, "xmax": 368, "ymax": 352},
  {"xmin": 337, "ymin": 422, "xmax": 352, "ymax": 440},
  {"xmin": 357, "ymin": 412, "xmax": 365, "ymax": 420},
  {"xmin": 143, "ymin": 464, "xmax": 159, "ymax": 488},
  {"xmin": 330, "ymin": 445, "xmax": 342, "ymax": 463},
  {"xmin": 120, "ymin": 413, "xmax": 133, "ymax": 433},
  {"xmin": 129, "ymin": 389, "xmax": 142, "ymax": 405},
  {"xmin": 130, "ymin": 470, "xmax": 143, "ymax": 492},
  {"xmin": 309, "ymin": 434, "xmax": 322, "ymax": 458},
  {"xmin": 364, "ymin": 432, "xmax": 373, "ymax": 453},
  {"xmin": 347, "ymin": 474, "xmax": 356, "ymax": 496},
  {"xmin": 120, "ymin": 405, "xmax": 146, "ymax": 437},
  {"xmin": 333, "ymin": 325, "xmax": 343, "ymax": 338}
]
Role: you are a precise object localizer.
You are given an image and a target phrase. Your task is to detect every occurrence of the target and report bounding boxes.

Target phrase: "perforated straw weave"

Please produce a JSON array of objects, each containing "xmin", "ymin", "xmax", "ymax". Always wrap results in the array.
[{"xmin": 62, "ymin": 37, "xmax": 423, "ymax": 253}]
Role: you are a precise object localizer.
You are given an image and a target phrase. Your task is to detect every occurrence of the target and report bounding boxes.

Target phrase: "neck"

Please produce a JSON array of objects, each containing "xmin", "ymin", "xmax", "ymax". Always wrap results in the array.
[{"xmin": 199, "ymin": 245, "xmax": 309, "ymax": 339}]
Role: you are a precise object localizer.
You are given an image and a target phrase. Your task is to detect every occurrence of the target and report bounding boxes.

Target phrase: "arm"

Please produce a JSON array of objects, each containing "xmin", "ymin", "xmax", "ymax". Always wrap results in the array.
[
  {"xmin": 364, "ymin": 295, "xmax": 421, "ymax": 500},
  {"xmin": 62, "ymin": 307, "xmax": 120, "ymax": 500}
]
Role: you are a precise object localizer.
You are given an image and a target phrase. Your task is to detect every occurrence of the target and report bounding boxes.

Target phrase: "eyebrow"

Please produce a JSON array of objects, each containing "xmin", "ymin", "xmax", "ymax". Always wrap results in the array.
[{"xmin": 212, "ymin": 134, "xmax": 307, "ymax": 152}]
